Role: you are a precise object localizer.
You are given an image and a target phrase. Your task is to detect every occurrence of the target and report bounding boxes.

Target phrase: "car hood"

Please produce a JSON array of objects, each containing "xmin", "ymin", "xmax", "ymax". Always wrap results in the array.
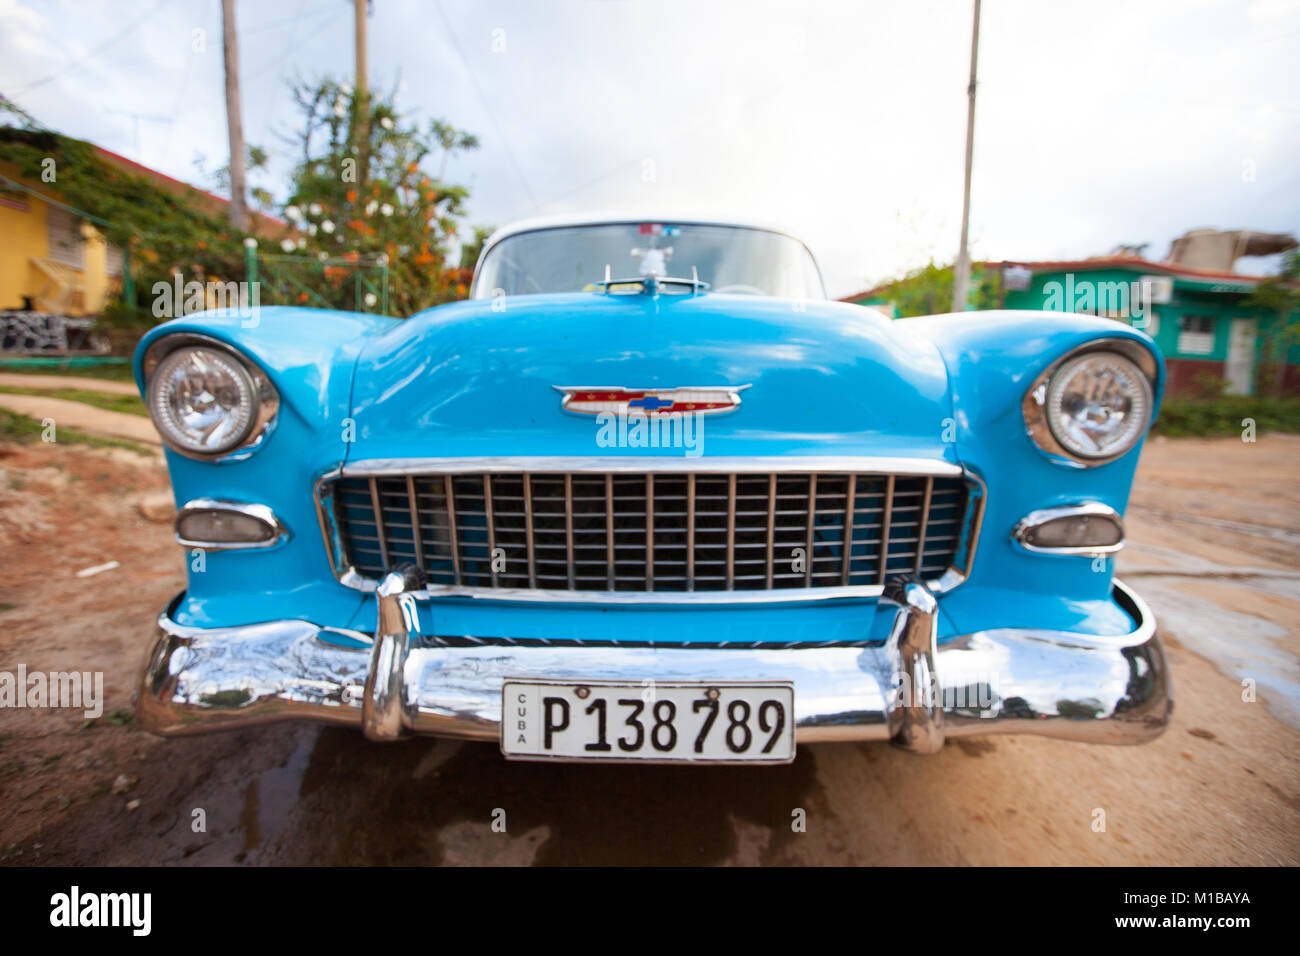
[{"xmin": 347, "ymin": 292, "xmax": 955, "ymax": 461}]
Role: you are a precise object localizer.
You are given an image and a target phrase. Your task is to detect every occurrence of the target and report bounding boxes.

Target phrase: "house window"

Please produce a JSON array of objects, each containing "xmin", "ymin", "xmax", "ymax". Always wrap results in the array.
[
  {"xmin": 1177, "ymin": 315, "xmax": 1216, "ymax": 355},
  {"xmin": 105, "ymin": 244, "xmax": 124, "ymax": 277},
  {"xmin": 46, "ymin": 206, "xmax": 85, "ymax": 270}
]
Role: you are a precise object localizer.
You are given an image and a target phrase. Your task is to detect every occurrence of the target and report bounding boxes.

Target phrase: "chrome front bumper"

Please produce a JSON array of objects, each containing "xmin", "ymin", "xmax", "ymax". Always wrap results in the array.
[{"xmin": 136, "ymin": 574, "xmax": 1172, "ymax": 754}]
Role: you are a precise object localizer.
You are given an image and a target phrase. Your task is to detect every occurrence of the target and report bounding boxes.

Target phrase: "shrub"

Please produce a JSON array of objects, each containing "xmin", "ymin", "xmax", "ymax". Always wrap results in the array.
[{"xmin": 1153, "ymin": 396, "xmax": 1300, "ymax": 437}]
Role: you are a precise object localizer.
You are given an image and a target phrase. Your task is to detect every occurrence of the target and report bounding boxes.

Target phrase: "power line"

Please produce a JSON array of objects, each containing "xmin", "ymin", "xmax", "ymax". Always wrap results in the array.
[
  {"xmin": 246, "ymin": 8, "xmax": 340, "ymax": 83},
  {"xmin": 241, "ymin": 1, "xmax": 336, "ymax": 37},
  {"xmin": 433, "ymin": 0, "xmax": 540, "ymax": 212},
  {"xmin": 14, "ymin": 0, "xmax": 175, "ymax": 96}
]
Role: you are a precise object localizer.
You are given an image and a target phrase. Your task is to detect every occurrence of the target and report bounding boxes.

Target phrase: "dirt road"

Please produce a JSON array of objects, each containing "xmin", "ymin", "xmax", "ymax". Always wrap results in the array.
[
  {"xmin": 0, "ymin": 395, "xmax": 159, "ymax": 445},
  {"xmin": 1, "ymin": 434, "xmax": 1297, "ymax": 865}
]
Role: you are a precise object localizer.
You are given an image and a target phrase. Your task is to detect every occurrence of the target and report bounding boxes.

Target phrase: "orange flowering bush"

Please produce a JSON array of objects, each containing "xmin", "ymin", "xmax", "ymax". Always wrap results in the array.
[{"xmin": 277, "ymin": 77, "xmax": 484, "ymax": 316}]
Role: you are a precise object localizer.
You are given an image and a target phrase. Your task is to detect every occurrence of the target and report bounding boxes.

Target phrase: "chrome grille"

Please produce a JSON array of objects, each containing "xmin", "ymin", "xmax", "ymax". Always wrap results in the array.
[{"xmin": 325, "ymin": 468, "xmax": 973, "ymax": 594}]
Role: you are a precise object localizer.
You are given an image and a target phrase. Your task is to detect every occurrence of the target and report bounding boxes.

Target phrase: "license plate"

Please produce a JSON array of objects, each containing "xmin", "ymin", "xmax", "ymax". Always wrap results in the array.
[{"xmin": 501, "ymin": 679, "xmax": 796, "ymax": 764}]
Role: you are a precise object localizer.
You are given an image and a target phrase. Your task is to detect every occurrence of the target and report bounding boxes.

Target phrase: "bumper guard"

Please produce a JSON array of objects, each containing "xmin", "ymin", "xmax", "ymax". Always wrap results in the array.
[{"xmin": 135, "ymin": 574, "xmax": 1172, "ymax": 753}]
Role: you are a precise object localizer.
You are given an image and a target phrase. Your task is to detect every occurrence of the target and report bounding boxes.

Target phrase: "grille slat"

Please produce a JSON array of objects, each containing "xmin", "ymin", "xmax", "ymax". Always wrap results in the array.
[
  {"xmin": 725, "ymin": 474, "xmax": 737, "ymax": 590},
  {"xmin": 329, "ymin": 469, "xmax": 972, "ymax": 594}
]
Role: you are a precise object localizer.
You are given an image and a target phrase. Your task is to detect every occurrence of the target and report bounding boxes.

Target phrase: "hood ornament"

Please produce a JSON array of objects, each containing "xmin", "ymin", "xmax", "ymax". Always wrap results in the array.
[
  {"xmin": 554, "ymin": 385, "xmax": 750, "ymax": 417},
  {"xmin": 592, "ymin": 264, "xmax": 709, "ymax": 297}
]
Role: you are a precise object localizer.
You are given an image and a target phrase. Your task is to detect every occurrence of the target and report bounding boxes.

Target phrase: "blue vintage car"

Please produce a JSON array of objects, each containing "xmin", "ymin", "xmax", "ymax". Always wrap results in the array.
[{"xmin": 134, "ymin": 215, "xmax": 1172, "ymax": 762}]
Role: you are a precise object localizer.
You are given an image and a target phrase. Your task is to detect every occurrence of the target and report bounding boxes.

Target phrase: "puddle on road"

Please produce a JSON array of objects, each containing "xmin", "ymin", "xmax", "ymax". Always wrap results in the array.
[
  {"xmin": 229, "ymin": 726, "xmax": 825, "ymax": 865},
  {"xmin": 238, "ymin": 730, "xmax": 317, "ymax": 857},
  {"xmin": 1139, "ymin": 576, "xmax": 1300, "ymax": 730}
]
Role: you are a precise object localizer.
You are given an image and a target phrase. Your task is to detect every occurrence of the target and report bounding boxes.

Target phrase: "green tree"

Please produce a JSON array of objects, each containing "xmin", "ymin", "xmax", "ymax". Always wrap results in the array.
[
  {"xmin": 278, "ymin": 77, "xmax": 481, "ymax": 314},
  {"xmin": 458, "ymin": 224, "xmax": 494, "ymax": 271},
  {"xmin": 193, "ymin": 144, "xmax": 275, "ymax": 212},
  {"xmin": 872, "ymin": 260, "xmax": 1002, "ymax": 317}
]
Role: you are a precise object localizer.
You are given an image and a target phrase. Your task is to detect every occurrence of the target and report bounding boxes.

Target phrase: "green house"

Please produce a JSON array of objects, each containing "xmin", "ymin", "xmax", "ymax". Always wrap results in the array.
[
  {"xmin": 994, "ymin": 257, "xmax": 1299, "ymax": 397},
  {"xmin": 846, "ymin": 255, "xmax": 1300, "ymax": 397}
]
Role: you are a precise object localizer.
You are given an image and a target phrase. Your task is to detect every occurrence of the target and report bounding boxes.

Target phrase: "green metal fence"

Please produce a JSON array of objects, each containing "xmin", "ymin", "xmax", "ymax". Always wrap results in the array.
[{"xmin": 245, "ymin": 246, "xmax": 390, "ymax": 316}]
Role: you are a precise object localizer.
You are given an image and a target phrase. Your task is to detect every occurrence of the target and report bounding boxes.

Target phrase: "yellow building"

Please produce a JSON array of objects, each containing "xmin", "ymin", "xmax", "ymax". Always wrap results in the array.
[
  {"xmin": 0, "ymin": 157, "xmax": 121, "ymax": 315},
  {"xmin": 1, "ymin": 144, "xmax": 287, "ymax": 319}
]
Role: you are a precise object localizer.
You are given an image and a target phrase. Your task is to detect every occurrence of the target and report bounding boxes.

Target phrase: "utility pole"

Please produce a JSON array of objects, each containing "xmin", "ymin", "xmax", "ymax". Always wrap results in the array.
[
  {"xmin": 951, "ymin": 0, "xmax": 981, "ymax": 313},
  {"xmin": 221, "ymin": 0, "xmax": 249, "ymax": 231},
  {"xmin": 354, "ymin": 0, "xmax": 370, "ymax": 188}
]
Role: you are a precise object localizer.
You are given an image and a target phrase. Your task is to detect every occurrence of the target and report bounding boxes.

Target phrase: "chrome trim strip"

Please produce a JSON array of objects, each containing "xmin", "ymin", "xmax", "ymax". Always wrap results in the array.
[
  {"xmin": 1012, "ymin": 502, "xmax": 1125, "ymax": 556},
  {"xmin": 604, "ymin": 475, "xmax": 615, "ymax": 590},
  {"xmin": 765, "ymin": 473, "xmax": 776, "ymax": 589},
  {"xmin": 406, "ymin": 476, "xmax": 425, "ymax": 573},
  {"xmin": 841, "ymin": 474, "xmax": 857, "ymax": 585},
  {"xmin": 369, "ymin": 477, "xmax": 390, "ymax": 570},
  {"xmin": 686, "ymin": 474, "xmax": 696, "ymax": 590},
  {"xmin": 483, "ymin": 475, "xmax": 497, "ymax": 587},
  {"xmin": 725, "ymin": 473, "xmax": 737, "ymax": 590},
  {"xmin": 877, "ymin": 475, "xmax": 895, "ymax": 585},
  {"xmin": 442, "ymin": 475, "xmax": 460, "ymax": 585},
  {"xmin": 646, "ymin": 473, "xmax": 655, "ymax": 592},
  {"xmin": 564, "ymin": 474, "xmax": 576, "ymax": 590},
  {"xmin": 313, "ymin": 466, "xmax": 355, "ymax": 585},
  {"xmin": 804, "ymin": 474, "xmax": 816, "ymax": 587},
  {"xmin": 914, "ymin": 476, "xmax": 933, "ymax": 574},
  {"xmin": 522, "ymin": 473, "xmax": 536, "ymax": 588},
  {"xmin": 337, "ymin": 456, "xmax": 964, "ymax": 477},
  {"xmin": 950, "ymin": 466, "xmax": 987, "ymax": 587},
  {"xmin": 174, "ymin": 498, "xmax": 289, "ymax": 551},
  {"xmin": 419, "ymin": 582, "xmax": 923, "ymax": 604}
]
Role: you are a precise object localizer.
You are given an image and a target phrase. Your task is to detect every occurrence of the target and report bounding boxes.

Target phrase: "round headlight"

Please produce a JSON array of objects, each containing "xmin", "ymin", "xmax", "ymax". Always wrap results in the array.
[
  {"xmin": 1045, "ymin": 352, "xmax": 1153, "ymax": 460},
  {"xmin": 147, "ymin": 346, "xmax": 259, "ymax": 456}
]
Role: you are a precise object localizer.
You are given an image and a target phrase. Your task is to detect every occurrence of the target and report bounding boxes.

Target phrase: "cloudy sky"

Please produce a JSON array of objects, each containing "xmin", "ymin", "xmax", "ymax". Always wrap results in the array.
[{"xmin": 3, "ymin": 0, "xmax": 1298, "ymax": 296}]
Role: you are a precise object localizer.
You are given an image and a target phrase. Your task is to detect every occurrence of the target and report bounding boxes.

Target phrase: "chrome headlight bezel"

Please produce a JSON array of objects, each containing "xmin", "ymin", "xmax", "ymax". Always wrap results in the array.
[
  {"xmin": 1022, "ymin": 339, "xmax": 1157, "ymax": 467},
  {"xmin": 143, "ymin": 334, "xmax": 280, "ymax": 462}
]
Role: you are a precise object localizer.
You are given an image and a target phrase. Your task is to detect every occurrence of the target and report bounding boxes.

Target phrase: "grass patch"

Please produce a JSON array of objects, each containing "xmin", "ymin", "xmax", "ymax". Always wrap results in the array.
[
  {"xmin": 83, "ymin": 709, "xmax": 135, "ymax": 730},
  {"xmin": 0, "ymin": 362, "xmax": 136, "ymax": 383},
  {"xmin": 1153, "ymin": 396, "xmax": 1300, "ymax": 438},
  {"xmin": 0, "ymin": 407, "xmax": 153, "ymax": 456},
  {"xmin": 0, "ymin": 385, "xmax": 146, "ymax": 416}
]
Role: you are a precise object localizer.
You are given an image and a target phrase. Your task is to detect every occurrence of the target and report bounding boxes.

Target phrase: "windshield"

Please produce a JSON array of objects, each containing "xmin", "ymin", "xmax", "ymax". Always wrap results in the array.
[{"xmin": 473, "ymin": 222, "xmax": 825, "ymax": 299}]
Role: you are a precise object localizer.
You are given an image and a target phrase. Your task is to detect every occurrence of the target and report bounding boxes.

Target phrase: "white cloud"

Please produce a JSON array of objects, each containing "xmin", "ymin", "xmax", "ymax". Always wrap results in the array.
[{"xmin": 3, "ymin": 0, "xmax": 1297, "ymax": 296}]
